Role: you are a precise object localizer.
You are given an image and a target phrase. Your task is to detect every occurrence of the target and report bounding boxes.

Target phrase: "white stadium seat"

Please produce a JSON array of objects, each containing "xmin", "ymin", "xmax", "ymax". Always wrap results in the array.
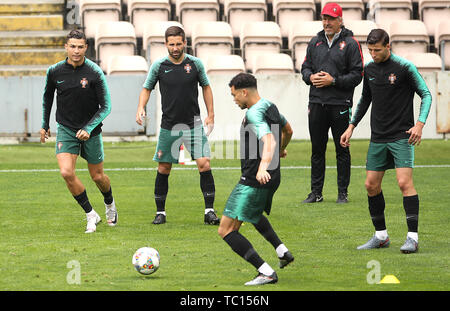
[
  {"xmin": 80, "ymin": 0, "xmax": 121, "ymax": 39},
  {"xmin": 127, "ymin": 0, "xmax": 171, "ymax": 38},
  {"xmin": 191, "ymin": 21, "xmax": 234, "ymax": 62},
  {"xmin": 240, "ymin": 21, "xmax": 282, "ymax": 72},
  {"xmin": 95, "ymin": 21, "xmax": 137, "ymax": 72},
  {"xmin": 206, "ymin": 54, "xmax": 246, "ymax": 75},
  {"xmin": 224, "ymin": 0, "xmax": 267, "ymax": 37},
  {"xmin": 175, "ymin": 0, "xmax": 220, "ymax": 37},
  {"xmin": 419, "ymin": 0, "xmax": 450, "ymax": 36},
  {"xmin": 389, "ymin": 20, "xmax": 429, "ymax": 57},
  {"xmin": 435, "ymin": 20, "xmax": 450, "ymax": 70},
  {"xmin": 253, "ymin": 53, "xmax": 294, "ymax": 74},
  {"xmin": 272, "ymin": 0, "xmax": 315, "ymax": 37},
  {"xmin": 404, "ymin": 52, "xmax": 442, "ymax": 74},
  {"xmin": 107, "ymin": 55, "xmax": 149, "ymax": 75},
  {"xmin": 368, "ymin": 0, "xmax": 412, "ymax": 31}
]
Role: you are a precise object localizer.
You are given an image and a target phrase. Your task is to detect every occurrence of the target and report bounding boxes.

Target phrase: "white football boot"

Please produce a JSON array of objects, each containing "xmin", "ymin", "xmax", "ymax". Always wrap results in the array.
[
  {"xmin": 105, "ymin": 199, "xmax": 118, "ymax": 226},
  {"xmin": 85, "ymin": 210, "xmax": 101, "ymax": 233}
]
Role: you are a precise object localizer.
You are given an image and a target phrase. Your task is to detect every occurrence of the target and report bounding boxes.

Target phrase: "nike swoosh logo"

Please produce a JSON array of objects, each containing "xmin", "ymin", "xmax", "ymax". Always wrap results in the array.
[
  {"xmin": 57, "ymin": 80, "xmax": 64, "ymax": 84},
  {"xmin": 164, "ymin": 69, "xmax": 173, "ymax": 73},
  {"xmin": 340, "ymin": 110, "xmax": 348, "ymax": 115},
  {"xmin": 368, "ymin": 77, "xmax": 375, "ymax": 81}
]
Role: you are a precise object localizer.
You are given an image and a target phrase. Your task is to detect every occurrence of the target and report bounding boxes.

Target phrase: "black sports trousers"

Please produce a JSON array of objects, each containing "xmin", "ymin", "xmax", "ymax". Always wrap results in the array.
[{"xmin": 308, "ymin": 103, "xmax": 351, "ymax": 195}]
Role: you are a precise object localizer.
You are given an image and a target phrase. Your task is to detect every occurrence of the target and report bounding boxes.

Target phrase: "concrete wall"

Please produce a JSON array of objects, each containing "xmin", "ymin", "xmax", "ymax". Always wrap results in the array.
[{"xmin": 0, "ymin": 71, "xmax": 448, "ymax": 140}]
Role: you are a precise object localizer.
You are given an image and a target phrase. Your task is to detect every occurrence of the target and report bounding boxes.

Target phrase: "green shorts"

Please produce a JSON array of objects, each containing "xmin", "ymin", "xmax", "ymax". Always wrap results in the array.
[
  {"xmin": 366, "ymin": 139, "xmax": 414, "ymax": 171},
  {"xmin": 223, "ymin": 183, "xmax": 278, "ymax": 224},
  {"xmin": 55, "ymin": 124, "xmax": 104, "ymax": 164},
  {"xmin": 153, "ymin": 125, "xmax": 211, "ymax": 163}
]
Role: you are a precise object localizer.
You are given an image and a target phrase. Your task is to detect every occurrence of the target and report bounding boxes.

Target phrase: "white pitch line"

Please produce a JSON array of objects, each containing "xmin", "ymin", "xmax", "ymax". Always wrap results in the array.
[{"xmin": 1, "ymin": 164, "xmax": 450, "ymax": 173}]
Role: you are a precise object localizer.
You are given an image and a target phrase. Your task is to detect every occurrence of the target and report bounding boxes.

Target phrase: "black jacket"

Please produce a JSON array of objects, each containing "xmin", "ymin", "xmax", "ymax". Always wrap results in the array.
[{"xmin": 301, "ymin": 27, "xmax": 363, "ymax": 107}]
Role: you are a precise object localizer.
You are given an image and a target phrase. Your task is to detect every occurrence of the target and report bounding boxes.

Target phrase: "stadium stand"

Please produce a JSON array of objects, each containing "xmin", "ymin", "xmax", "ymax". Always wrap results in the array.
[
  {"xmin": 191, "ymin": 21, "xmax": 234, "ymax": 62},
  {"xmin": 288, "ymin": 20, "xmax": 323, "ymax": 71},
  {"xmin": 419, "ymin": 0, "xmax": 450, "ymax": 36},
  {"xmin": 253, "ymin": 52, "xmax": 294, "ymax": 74},
  {"xmin": 107, "ymin": 55, "xmax": 148, "ymax": 74},
  {"xmin": 0, "ymin": 0, "xmax": 66, "ymax": 76},
  {"xmin": 80, "ymin": 0, "xmax": 121, "ymax": 39},
  {"xmin": 272, "ymin": 0, "xmax": 316, "ymax": 37},
  {"xmin": 435, "ymin": 20, "xmax": 450, "ymax": 69},
  {"xmin": 344, "ymin": 19, "xmax": 377, "ymax": 62},
  {"xmin": 389, "ymin": 19, "xmax": 429, "ymax": 56},
  {"xmin": 368, "ymin": 0, "xmax": 413, "ymax": 31},
  {"xmin": 95, "ymin": 21, "xmax": 137, "ymax": 71},
  {"xmin": 205, "ymin": 54, "xmax": 245, "ymax": 74},
  {"xmin": 175, "ymin": 0, "xmax": 220, "ymax": 37},
  {"xmin": 240, "ymin": 21, "xmax": 282, "ymax": 72},
  {"xmin": 127, "ymin": 0, "xmax": 171, "ymax": 38},
  {"xmin": 322, "ymin": 0, "xmax": 365, "ymax": 20},
  {"xmin": 404, "ymin": 52, "xmax": 443, "ymax": 73},
  {"xmin": 224, "ymin": 0, "xmax": 267, "ymax": 37},
  {"xmin": 142, "ymin": 21, "xmax": 183, "ymax": 63}
]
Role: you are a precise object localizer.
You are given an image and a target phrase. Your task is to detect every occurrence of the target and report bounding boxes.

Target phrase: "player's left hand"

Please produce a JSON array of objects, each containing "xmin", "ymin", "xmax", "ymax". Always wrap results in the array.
[
  {"xmin": 204, "ymin": 115, "xmax": 214, "ymax": 136},
  {"xmin": 406, "ymin": 122, "xmax": 424, "ymax": 146},
  {"xmin": 256, "ymin": 169, "xmax": 271, "ymax": 185},
  {"xmin": 280, "ymin": 149, "xmax": 288, "ymax": 158},
  {"xmin": 311, "ymin": 71, "xmax": 334, "ymax": 88},
  {"xmin": 76, "ymin": 129, "xmax": 90, "ymax": 141}
]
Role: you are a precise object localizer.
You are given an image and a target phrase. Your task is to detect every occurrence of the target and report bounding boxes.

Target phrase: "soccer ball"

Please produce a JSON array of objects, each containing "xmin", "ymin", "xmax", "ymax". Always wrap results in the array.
[{"xmin": 132, "ymin": 247, "xmax": 160, "ymax": 275}]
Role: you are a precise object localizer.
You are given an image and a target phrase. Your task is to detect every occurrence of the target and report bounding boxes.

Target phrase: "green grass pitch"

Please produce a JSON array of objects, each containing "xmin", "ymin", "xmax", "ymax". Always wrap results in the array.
[{"xmin": 0, "ymin": 139, "xmax": 449, "ymax": 291}]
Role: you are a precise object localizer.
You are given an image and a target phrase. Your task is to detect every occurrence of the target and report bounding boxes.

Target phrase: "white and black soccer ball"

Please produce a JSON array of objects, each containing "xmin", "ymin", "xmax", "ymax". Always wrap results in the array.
[{"xmin": 132, "ymin": 247, "xmax": 160, "ymax": 275}]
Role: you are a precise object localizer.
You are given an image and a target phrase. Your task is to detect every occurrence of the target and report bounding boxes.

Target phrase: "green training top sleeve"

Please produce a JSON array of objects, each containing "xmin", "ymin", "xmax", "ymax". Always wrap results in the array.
[
  {"xmin": 143, "ymin": 59, "xmax": 163, "ymax": 90},
  {"xmin": 406, "ymin": 62, "xmax": 432, "ymax": 124},
  {"xmin": 82, "ymin": 60, "xmax": 112, "ymax": 134},
  {"xmin": 350, "ymin": 71, "xmax": 372, "ymax": 127},
  {"xmin": 41, "ymin": 66, "xmax": 56, "ymax": 130},
  {"xmin": 191, "ymin": 55, "xmax": 210, "ymax": 87}
]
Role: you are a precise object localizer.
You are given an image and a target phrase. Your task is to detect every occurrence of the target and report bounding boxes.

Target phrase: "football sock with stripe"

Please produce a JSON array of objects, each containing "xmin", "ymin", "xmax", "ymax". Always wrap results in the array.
[
  {"xmin": 73, "ymin": 190, "xmax": 93, "ymax": 213},
  {"xmin": 200, "ymin": 170, "xmax": 215, "ymax": 210},
  {"xmin": 154, "ymin": 172, "xmax": 169, "ymax": 213},
  {"xmin": 403, "ymin": 194, "xmax": 419, "ymax": 241},
  {"xmin": 223, "ymin": 230, "xmax": 265, "ymax": 270}
]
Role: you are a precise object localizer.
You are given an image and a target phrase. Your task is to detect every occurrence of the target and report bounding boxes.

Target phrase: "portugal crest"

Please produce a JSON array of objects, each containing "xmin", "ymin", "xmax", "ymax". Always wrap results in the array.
[
  {"xmin": 339, "ymin": 41, "xmax": 346, "ymax": 50},
  {"xmin": 80, "ymin": 78, "xmax": 88, "ymax": 88},
  {"xmin": 184, "ymin": 63, "xmax": 192, "ymax": 73},
  {"xmin": 388, "ymin": 73, "xmax": 397, "ymax": 85}
]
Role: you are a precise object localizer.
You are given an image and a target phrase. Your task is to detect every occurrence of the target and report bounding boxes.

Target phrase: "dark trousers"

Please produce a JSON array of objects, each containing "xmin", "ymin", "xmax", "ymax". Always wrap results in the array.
[{"xmin": 308, "ymin": 103, "xmax": 351, "ymax": 194}]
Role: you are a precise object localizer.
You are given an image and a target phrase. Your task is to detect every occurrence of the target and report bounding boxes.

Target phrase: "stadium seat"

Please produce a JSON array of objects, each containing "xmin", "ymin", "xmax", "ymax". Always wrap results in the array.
[
  {"xmin": 175, "ymin": 0, "xmax": 220, "ymax": 37},
  {"xmin": 224, "ymin": 0, "xmax": 267, "ymax": 37},
  {"xmin": 127, "ymin": 0, "xmax": 171, "ymax": 38},
  {"xmin": 368, "ymin": 0, "xmax": 412, "ymax": 31},
  {"xmin": 240, "ymin": 21, "xmax": 282, "ymax": 72},
  {"xmin": 142, "ymin": 21, "xmax": 183, "ymax": 63},
  {"xmin": 191, "ymin": 22, "xmax": 234, "ymax": 62},
  {"xmin": 95, "ymin": 21, "xmax": 137, "ymax": 72},
  {"xmin": 107, "ymin": 55, "xmax": 148, "ymax": 75},
  {"xmin": 404, "ymin": 52, "xmax": 442, "ymax": 73},
  {"xmin": 80, "ymin": 0, "xmax": 122, "ymax": 39},
  {"xmin": 253, "ymin": 53, "xmax": 294, "ymax": 74},
  {"xmin": 205, "ymin": 54, "xmax": 245, "ymax": 75},
  {"xmin": 344, "ymin": 20, "xmax": 377, "ymax": 60},
  {"xmin": 288, "ymin": 20, "xmax": 322, "ymax": 71},
  {"xmin": 419, "ymin": 0, "xmax": 450, "ymax": 36},
  {"xmin": 321, "ymin": 0, "xmax": 365, "ymax": 20},
  {"xmin": 272, "ymin": 0, "xmax": 315, "ymax": 37},
  {"xmin": 435, "ymin": 20, "xmax": 450, "ymax": 69},
  {"xmin": 389, "ymin": 20, "xmax": 429, "ymax": 57}
]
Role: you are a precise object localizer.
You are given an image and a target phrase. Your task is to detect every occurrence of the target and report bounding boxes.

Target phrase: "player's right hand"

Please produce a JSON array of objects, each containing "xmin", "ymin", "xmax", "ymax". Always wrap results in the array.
[
  {"xmin": 40, "ymin": 128, "xmax": 50, "ymax": 143},
  {"xmin": 136, "ymin": 108, "xmax": 146, "ymax": 126},
  {"xmin": 340, "ymin": 127, "xmax": 354, "ymax": 148}
]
